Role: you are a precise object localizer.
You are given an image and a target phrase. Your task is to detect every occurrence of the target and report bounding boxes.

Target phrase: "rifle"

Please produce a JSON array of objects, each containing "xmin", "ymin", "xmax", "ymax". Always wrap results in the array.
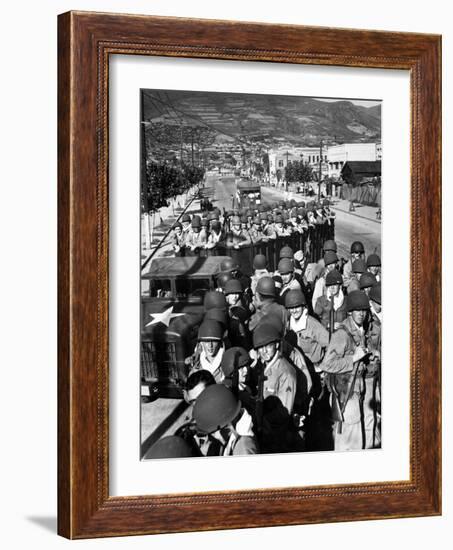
[{"xmin": 328, "ymin": 294, "xmax": 335, "ymax": 341}]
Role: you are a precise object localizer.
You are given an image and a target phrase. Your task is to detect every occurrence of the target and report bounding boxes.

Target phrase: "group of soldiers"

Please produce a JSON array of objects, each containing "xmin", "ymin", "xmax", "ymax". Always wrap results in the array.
[
  {"xmin": 145, "ymin": 229, "xmax": 382, "ymax": 460},
  {"xmin": 170, "ymin": 198, "xmax": 336, "ymax": 255}
]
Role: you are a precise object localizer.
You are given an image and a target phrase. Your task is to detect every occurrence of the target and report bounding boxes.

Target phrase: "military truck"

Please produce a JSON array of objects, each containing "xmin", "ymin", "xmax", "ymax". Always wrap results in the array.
[
  {"xmin": 236, "ymin": 180, "xmax": 261, "ymax": 209},
  {"xmin": 141, "ymin": 256, "xmax": 230, "ymax": 399}
]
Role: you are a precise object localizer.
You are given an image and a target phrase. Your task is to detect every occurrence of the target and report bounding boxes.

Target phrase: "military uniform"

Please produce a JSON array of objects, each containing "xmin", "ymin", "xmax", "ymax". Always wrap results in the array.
[
  {"xmin": 321, "ymin": 315, "xmax": 381, "ymax": 451},
  {"xmin": 262, "ymin": 352, "xmax": 297, "ymax": 414},
  {"xmin": 289, "ymin": 314, "xmax": 329, "ymax": 366},
  {"xmin": 249, "ymin": 299, "xmax": 288, "ymax": 332},
  {"xmin": 314, "ymin": 292, "xmax": 347, "ymax": 330},
  {"xmin": 225, "ymin": 229, "xmax": 251, "ymax": 248}
]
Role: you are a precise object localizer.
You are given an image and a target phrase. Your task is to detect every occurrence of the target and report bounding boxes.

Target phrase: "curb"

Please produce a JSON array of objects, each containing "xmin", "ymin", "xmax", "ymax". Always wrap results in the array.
[{"xmin": 331, "ymin": 205, "xmax": 381, "ymax": 225}]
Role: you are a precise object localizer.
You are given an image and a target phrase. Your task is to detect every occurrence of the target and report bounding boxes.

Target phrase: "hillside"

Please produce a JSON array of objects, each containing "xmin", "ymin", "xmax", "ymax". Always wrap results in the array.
[{"xmin": 143, "ymin": 89, "xmax": 381, "ymax": 147}]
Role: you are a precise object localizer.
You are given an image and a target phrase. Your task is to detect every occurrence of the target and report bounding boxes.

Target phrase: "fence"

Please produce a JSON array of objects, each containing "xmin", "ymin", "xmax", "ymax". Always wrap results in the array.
[
  {"xmin": 179, "ymin": 221, "xmax": 334, "ymax": 274},
  {"xmin": 340, "ymin": 182, "xmax": 381, "ymax": 207}
]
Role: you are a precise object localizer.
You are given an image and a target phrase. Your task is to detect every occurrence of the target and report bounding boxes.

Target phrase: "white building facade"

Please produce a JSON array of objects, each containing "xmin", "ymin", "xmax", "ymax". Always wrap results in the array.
[
  {"xmin": 327, "ymin": 143, "xmax": 382, "ymax": 179},
  {"xmin": 268, "ymin": 147, "xmax": 328, "ymax": 184}
]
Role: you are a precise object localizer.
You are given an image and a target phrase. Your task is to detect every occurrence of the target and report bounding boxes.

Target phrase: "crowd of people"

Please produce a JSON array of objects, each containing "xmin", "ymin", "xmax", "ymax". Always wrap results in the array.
[
  {"xmin": 170, "ymin": 198, "xmax": 336, "ymax": 256},
  {"xmin": 145, "ymin": 219, "xmax": 382, "ymax": 460}
]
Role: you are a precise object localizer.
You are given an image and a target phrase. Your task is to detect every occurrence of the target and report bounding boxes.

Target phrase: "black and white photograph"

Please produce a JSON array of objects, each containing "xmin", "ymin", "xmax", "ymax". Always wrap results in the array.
[{"xmin": 140, "ymin": 89, "xmax": 382, "ymax": 460}]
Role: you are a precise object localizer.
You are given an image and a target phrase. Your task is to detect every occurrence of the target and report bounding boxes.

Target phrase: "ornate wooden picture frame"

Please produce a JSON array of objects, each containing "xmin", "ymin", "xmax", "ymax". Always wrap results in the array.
[{"xmin": 58, "ymin": 11, "xmax": 441, "ymax": 539}]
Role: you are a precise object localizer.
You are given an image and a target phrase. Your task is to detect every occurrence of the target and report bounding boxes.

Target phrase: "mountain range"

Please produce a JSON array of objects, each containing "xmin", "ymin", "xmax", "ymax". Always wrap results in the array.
[{"xmin": 143, "ymin": 89, "xmax": 381, "ymax": 147}]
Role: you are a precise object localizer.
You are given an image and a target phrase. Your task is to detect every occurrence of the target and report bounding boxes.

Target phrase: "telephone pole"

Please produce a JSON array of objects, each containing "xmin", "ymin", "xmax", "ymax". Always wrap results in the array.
[{"xmin": 318, "ymin": 139, "xmax": 323, "ymax": 201}]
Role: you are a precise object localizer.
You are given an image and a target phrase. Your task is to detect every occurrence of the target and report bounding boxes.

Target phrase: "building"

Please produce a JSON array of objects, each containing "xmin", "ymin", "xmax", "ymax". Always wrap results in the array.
[
  {"xmin": 327, "ymin": 143, "xmax": 381, "ymax": 179},
  {"xmin": 268, "ymin": 147, "xmax": 328, "ymax": 184}
]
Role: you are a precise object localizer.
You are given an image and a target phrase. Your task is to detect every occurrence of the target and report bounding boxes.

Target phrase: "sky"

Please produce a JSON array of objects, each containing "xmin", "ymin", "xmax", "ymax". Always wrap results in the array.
[{"xmin": 314, "ymin": 97, "xmax": 381, "ymax": 107}]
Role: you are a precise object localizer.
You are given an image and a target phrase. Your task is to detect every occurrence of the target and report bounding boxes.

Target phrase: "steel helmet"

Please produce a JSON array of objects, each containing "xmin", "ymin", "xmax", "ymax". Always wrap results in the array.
[
  {"xmin": 181, "ymin": 213, "xmax": 191, "ymax": 223},
  {"xmin": 193, "ymin": 384, "xmax": 241, "ymax": 434},
  {"xmin": 200, "ymin": 218, "xmax": 208, "ymax": 227},
  {"xmin": 277, "ymin": 258, "xmax": 294, "ymax": 274},
  {"xmin": 204, "ymin": 290, "xmax": 227, "ymax": 311},
  {"xmin": 267, "ymin": 214, "xmax": 274, "ymax": 222},
  {"xmin": 279, "ymin": 245, "xmax": 294, "ymax": 259},
  {"xmin": 359, "ymin": 272, "xmax": 377, "ymax": 289},
  {"xmin": 216, "ymin": 271, "xmax": 233, "ymax": 290},
  {"xmin": 275, "ymin": 214, "xmax": 284, "ymax": 223},
  {"xmin": 198, "ymin": 320, "xmax": 223, "ymax": 341},
  {"xmin": 252, "ymin": 216, "xmax": 261, "ymax": 225},
  {"xmin": 323, "ymin": 239, "xmax": 337, "ymax": 252},
  {"xmin": 284, "ymin": 289, "xmax": 306, "ymax": 309},
  {"xmin": 253, "ymin": 322, "xmax": 281, "ymax": 349},
  {"xmin": 204, "ymin": 307, "xmax": 228, "ymax": 328},
  {"xmin": 191, "ymin": 217, "xmax": 201, "ymax": 228},
  {"xmin": 211, "ymin": 220, "xmax": 221, "ymax": 231},
  {"xmin": 173, "ymin": 222, "xmax": 182, "ymax": 230},
  {"xmin": 143, "ymin": 436, "xmax": 194, "ymax": 459},
  {"xmin": 240, "ymin": 215, "xmax": 248, "ymax": 224},
  {"xmin": 366, "ymin": 253, "xmax": 381, "ymax": 267},
  {"xmin": 220, "ymin": 257, "xmax": 239, "ymax": 273},
  {"xmin": 231, "ymin": 216, "xmax": 241, "ymax": 226},
  {"xmin": 324, "ymin": 251, "xmax": 339, "ymax": 266},
  {"xmin": 220, "ymin": 346, "xmax": 251, "ymax": 378},
  {"xmin": 352, "ymin": 259, "xmax": 367, "ymax": 274},
  {"xmin": 299, "ymin": 201, "xmax": 306, "ymax": 208},
  {"xmin": 350, "ymin": 241, "xmax": 365, "ymax": 254},
  {"xmin": 326, "ymin": 269, "xmax": 343, "ymax": 286},
  {"xmin": 256, "ymin": 276, "xmax": 277, "ymax": 298},
  {"xmin": 369, "ymin": 283, "xmax": 382, "ymax": 305},
  {"xmin": 224, "ymin": 279, "xmax": 243, "ymax": 295},
  {"xmin": 253, "ymin": 254, "xmax": 267, "ymax": 270},
  {"xmin": 346, "ymin": 290, "xmax": 370, "ymax": 312}
]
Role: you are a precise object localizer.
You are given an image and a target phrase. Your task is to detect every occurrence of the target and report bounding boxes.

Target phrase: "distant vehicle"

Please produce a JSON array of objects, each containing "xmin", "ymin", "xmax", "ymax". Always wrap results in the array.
[
  {"xmin": 140, "ymin": 256, "xmax": 230, "ymax": 399},
  {"xmin": 236, "ymin": 179, "xmax": 261, "ymax": 208}
]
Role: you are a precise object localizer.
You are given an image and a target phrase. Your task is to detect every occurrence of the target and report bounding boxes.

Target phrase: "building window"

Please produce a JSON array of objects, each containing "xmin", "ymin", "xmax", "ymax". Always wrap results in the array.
[{"xmin": 278, "ymin": 160, "xmax": 284, "ymax": 167}]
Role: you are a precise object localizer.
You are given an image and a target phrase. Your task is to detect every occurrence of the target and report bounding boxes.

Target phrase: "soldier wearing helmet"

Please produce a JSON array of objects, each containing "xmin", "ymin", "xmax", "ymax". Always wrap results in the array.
[
  {"xmin": 274, "ymin": 213, "xmax": 292, "ymax": 237},
  {"xmin": 224, "ymin": 279, "xmax": 252, "ymax": 350},
  {"xmin": 359, "ymin": 272, "xmax": 377, "ymax": 296},
  {"xmin": 249, "ymin": 277, "xmax": 288, "ymax": 332},
  {"xmin": 343, "ymin": 241, "xmax": 366, "ymax": 290},
  {"xmin": 206, "ymin": 219, "xmax": 224, "ymax": 250},
  {"xmin": 189, "ymin": 320, "xmax": 226, "ymax": 382},
  {"xmin": 311, "ymin": 251, "xmax": 340, "ymax": 310},
  {"xmin": 249, "ymin": 216, "xmax": 264, "ymax": 244},
  {"xmin": 314, "ymin": 269, "xmax": 347, "ymax": 331},
  {"xmin": 260, "ymin": 213, "xmax": 277, "ymax": 240},
  {"xmin": 366, "ymin": 253, "xmax": 381, "ymax": 282},
  {"xmin": 185, "ymin": 215, "xmax": 207, "ymax": 254},
  {"xmin": 250, "ymin": 254, "xmax": 271, "ymax": 295},
  {"xmin": 284, "ymin": 290, "xmax": 329, "ymax": 368},
  {"xmin": 252, "ymin": 322, "xmax": 298, "ymax": 453},
  {"xmin": 171, "ymin": 222, "xmax": 185, "ymax": 256},
  {"xmin": 225, "ymin": 215, "xmax": 252, "ymax": 249},
  {"xmin": 321, "ymin": 290, "xmax": 380, "ymax": 451},
  {"xmin": 143, "ymin": 435, "xmax": 195, "ymax": 459},
  {"xmin": 277, "ymin": 258, "xmax": 302, "ymax": 298},
  {"xmin": 193, "ymin": 384, "xmax": 258, "ymax": 456}
]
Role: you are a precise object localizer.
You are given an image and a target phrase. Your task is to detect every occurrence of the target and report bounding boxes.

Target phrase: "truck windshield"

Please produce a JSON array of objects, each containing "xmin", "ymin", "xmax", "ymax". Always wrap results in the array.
[
  {"xmin": 149, "ymin": 279, "xmax": 172, "ymax": 298},
  {"xmin": 175, "ymin": 278, "xmax": 210, "ymax": 300}
]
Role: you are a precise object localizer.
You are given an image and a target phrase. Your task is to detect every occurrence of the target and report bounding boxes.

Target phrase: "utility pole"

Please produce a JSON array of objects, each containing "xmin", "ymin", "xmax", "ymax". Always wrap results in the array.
[
  {"xmin": 191, "ymin": 130, "xmax": 194, "ymax": 166},
  {"xmin": 318, "ymin": 139, "xmax": 323, "ymax": 202},
  {"xmin": 140, "ymin": 91, "xmax": 151, "ymax": 250},
  {"xmin": 285, "ymin": 150, "xmax": 290, "ymax": 191}
]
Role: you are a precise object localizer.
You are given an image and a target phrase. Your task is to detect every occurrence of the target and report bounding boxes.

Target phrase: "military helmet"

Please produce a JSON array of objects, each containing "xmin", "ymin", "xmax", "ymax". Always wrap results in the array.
[
  {"xmin": 253, "ymin": 254, "xmax": 267, "ymax": 270},
  {"xmin": 324, "ymin": 251, "xmax": 339, "ymax": 266},
  {"xmin": 220, "ymin": 257, "xmax": 239, "ymax": 273},
  {"xmin": 256, "ymin": 276, "xmax": 276, "ymax": 298},
  {"xmin": 204, "ymin": 307, "xmax": 228, "ymax": 328},
  {"xmin": 326, "ymin": 269, "xmax": 343, "ymax": 286},
  {"xmin": 200, "ymin": 218, "xmax": 208, "ymax": 227},
  {"xmin": 198, "ymin": 320, "xmax": 223, "ymax": 341},
  {"xmin": 369, "ymin": 283, "xmax": 382, "ymax": 305},
  {"xmin": 323, "ymin": 239, "xmax": 337, "ymax": 252},
  {"xmin": 216, "ymin": 271, "xmax": 233, "ymax": 290},
  {"xmin": 253, "ymin": 322, "xmax": 281, "ymax": 349},
  {"xmin": 359, "ymin": 272, "xmax": 377, "ymax": 289},
  {"xmin": 220, "ymin": 346, "xmax": 251, "ymax": 378},
  {"xmin": 346, "ymin": 290, "xmax": 370, "ymax": 312},
  {"xmin": 352, "ymin": 258, "xmax": 367, "ymax": 274},
  {"xmin": 299, "ymin": 201, "xmax": 306, "ymax": 208},
  {"xmin": 240, "ymin": 215, "xmax": 248, "ymax": 224},
  {"xmin": 275, "ymin": 214, "xmax": 284, "ymax": 223},
  {"xmin": 204, "ymin": 290, "xmax": 227, "ymax": 311},
  {"xmin": 366, "ymin": 253, "xmax": 381, "ymax": 267},
  {"xmin": 279, "ymin": 245, "xmax": 294, "ymax": 259},
  {"xmin": 193, "ymin": 384, "xmax": 241, "ymax": 434},
  {"xmin": 224, "ymin": 279, "xmax": 243, "ymax": 295},
  {"xmin": 267, "ymin": 214, "xmax": 274, "ymax": 222},
  {"xmin": 191, "ymin": 216, "xmax": 201, "ymax": 228},
  {"xmin": 181, "ymin": 213, "xmax": 191, "ymax": 223},
  {"xmin": 211, "ymin": 220, "xmax": 221, "ymax": 231},
  {"xmin": 259, "ymin": 213, "xmax": 268, "ymax": 222},
  {"xmin": 350, "ymin": 241, "xmax": 365, "ymax": 254},
  {"xmin": 231, "ymin": 216, "xmax": 241, "ymax": 225},
  {"xmin": 173, "ymin": 222, "xmax": 182, "ymax": 230},
  {"xmin": 143, "ymin": 436, "xmax": 194, "ymax": 459},
  {"xmin": 252, "ymin": 216, "xmax": 261, "ymax": 225},
  {"xmin": 277, "ymin": 258, "xmax": 294, "ymax": 274},
  {"xmin": 284, "ymin": 289, "xmax": 306, "ymax": 309}
]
